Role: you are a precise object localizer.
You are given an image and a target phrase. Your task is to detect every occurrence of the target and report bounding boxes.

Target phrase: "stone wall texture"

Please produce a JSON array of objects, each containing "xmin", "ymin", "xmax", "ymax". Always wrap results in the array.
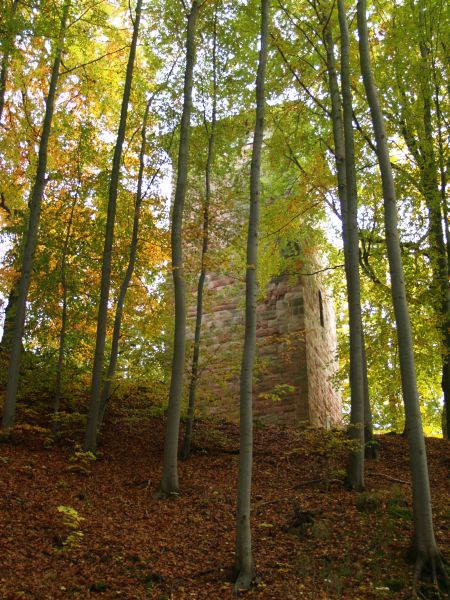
[{"xmin": 187, "ymin": 270, "xmax": 341, "ymax": 427}]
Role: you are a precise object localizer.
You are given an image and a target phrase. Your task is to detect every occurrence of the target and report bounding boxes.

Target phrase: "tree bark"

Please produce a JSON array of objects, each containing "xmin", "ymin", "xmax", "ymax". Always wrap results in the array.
[
  {"xmin": 1, "ymin": 0, "xmax": 70, "ymax": 434},
  {"xmin": 181, "ymin": 12, "xmax": 217, "ymax": 461},
  {"xmin": 234, "ymin": 0, "xmax": 270, "ymax": 592},
  {"xmin": 84, "ymin": 0, "xmax": 142, "ymax": 452},
  {"xmin": 362, "ymin": 332, "xmax": 378, "ymax": 458},
  {"xmin": 416, "ymin": 7, "xmax": 450, "ymax": 439},
  {"xmin": 53, "ymin": 183, "xmax": 80, "ymax": 433},
  {"xmin": 392, "ymin": 3, "xmax": 450, "ymax": 439},
  {"xmin": 0, "ymin": 281, "xmax": 20, "ymax": 353},
  {"xmin": 434, "ymin": 78, "xmax": 450, "ymax": 438},
  {"xmin": 155, "ymin": 0, "xmax": 200, "ymax": 497},
  {"xmin": 323, "ymin": 12, "xmax": 365, "ymax": 490},
  {"xmin": 338, "ymin": 0, "xmax": 376, "ymax": 468},
  {"xmin": 97, "ymin": 98, "xmax": 152, "ymax": 426},
  {"xmin": 357, "ymin": 0, "xmax": 449, "ymax": 590}
]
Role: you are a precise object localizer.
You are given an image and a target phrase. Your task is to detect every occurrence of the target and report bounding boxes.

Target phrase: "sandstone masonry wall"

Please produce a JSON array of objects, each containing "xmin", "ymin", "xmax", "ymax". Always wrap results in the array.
[
  {"xmin": 303, "ymin": 275, "xmax": 341, "ymax": 427},
  {"xmin": 187, "ymin": 271, "xmax": 341, "ymax": 426}
]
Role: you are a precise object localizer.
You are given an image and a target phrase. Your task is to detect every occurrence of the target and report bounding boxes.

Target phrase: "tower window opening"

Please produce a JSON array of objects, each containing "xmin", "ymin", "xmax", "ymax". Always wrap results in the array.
[{"xmin": 318, "ymin": 290, "xmax": 324, "ymax": 327}]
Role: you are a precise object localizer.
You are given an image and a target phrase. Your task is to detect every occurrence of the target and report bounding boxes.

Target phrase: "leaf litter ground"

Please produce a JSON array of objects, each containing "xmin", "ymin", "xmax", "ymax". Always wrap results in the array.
[{"xmin": 0, "ymin": 407, "xmax": 449, "ymax": 599}]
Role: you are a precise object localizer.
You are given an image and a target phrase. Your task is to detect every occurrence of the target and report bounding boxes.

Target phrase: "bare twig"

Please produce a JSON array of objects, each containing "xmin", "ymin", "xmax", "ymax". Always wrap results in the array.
[
  {"xmin": 261, "ymin": 201, "xmax": 322, "ymax": 239},
  {"xmin": 60, "ymin": 45, "xmax": 129, "ymax": 75},
  {"xmin": 367, "ymin": 472, "xmax": 410, "ymax": 485},
  {"xmin": 293, "ymin": 478, "xmax": 323, "ymax": 488},
  {"xmin": 284, "ymin": 264, "xmax": 345, "ymax": 277}
]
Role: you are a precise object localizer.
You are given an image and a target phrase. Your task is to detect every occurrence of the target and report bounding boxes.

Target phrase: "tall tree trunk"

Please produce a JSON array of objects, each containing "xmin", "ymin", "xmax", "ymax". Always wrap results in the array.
[
  {"xmin": 434, "ymin": 77, "xmax": 450, "ymax": 438},
  {"xmin": 357, "ymin": 0, "xmax": 449, "ymax": 591},
  {"xmin": 1, "ymin": 0, "xmax": 70, "ymax": 434},
  {"xmin": 53, "ymin": 190, "xmax": 79, "ymax": 433},
  {"xmin": 97, "ymin": 98, "xmax": 152, "ymax": 426},
  {"xmin": 234, "ymin": 0, "xmax": 270, "ymax": 592},
  {"xmin": 420, "ymin": 99, "xmax": 450, "ymax": 441},
  {"xmin": 0, "ymin": 281, "xmax": 20, "ymax": 353},
  {"xmin": 323, "ymin": 15, "xmax": 364, "ymax": 490},
  {"xmin": 416, "ymin": 6, "xmax": 450, "ymax": 440},
  {"xmin": 362, "ymin": 332, "xmax": 378, "ymax": 458},
  {"xmin": 180, "ymin": 13, "xmax": 217, "ymax": 461},
  {"xmin": 98, "ymin": 65, "xmax": 178, "ymax": 426},
  {"xmin": 84, "ymin": 0, "xmax": 142, "ymax": 453},
  {"xmin": 337, "ymin": 0, "xmax": 376, "ymax": 466},
  {"xmin": 0, "ymin": 0, "xmax": 20, "ymax": 351},
  {"xmin": 0, "ymin": 0, "xmax": 19, "ymax": 123},
  {"xmin": 155, "ymin": 0, "xmax": 200, "ymax": 498},
  {"xmin": 393, "ymin": 4, "xmax": 450, "ymax": 439},
  {"xmin": 53, "ymin": 131, "xmax": 84, "ymax": 430}
]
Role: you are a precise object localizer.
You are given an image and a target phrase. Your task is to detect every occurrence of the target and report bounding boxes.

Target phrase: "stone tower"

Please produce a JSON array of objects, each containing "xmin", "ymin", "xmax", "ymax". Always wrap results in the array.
[
  {"xmin": 182, "ymin": 114, "xmax": 341, "ymax": 428},
  {"xmin": 187, "ymin": 267, "xmax": 341, "ymax": 427}
]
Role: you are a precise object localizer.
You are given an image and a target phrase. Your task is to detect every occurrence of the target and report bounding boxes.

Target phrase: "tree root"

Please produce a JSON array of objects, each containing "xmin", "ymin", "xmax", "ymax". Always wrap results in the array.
[
  {"xmin": 232, "ymin": 559, "xmax": 256, "ymax": 596},
  {"xmin": 411, "ymin": 551, "xmax": 449, "ymax": 599},
  {"xmin": 152, "ymin": 487, "xmax": 180, "ymax": 500},
  {"xmin": 233, "ymin": 569, "xmax": 255, "ymax": 595}
]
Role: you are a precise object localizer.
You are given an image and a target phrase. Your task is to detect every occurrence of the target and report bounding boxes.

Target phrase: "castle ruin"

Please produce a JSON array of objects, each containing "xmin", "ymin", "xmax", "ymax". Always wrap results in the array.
[{"xmin": 187, "ymin": 268, "xmax": 341, "ymax": 427}]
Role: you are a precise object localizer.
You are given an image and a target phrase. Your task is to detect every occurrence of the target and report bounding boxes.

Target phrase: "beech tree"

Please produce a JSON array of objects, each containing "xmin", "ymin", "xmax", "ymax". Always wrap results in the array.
[
  {"xmin": 181, "ymin": 11, "xmax": 218, "ymax": 461},
  {"xmin": 156, "ymin": 0, "xmax": 200, "ymax": 497},
  {"xmin": 1, "ymin": 0, "xmax": 70, "ymax": 433},
  {"xmin": 389, "ymin": 0, "xmax": 450, "ymax": 437},
  {"xmin": 84, "ymin": 0, "xmax": 143, "ymax": 452},
  {"xmin": 53, "ymin": 168, "xmax": 80, "ymax": 432},
  {"xmin": 234, "ymin": 0, "xmax": 270, "ymax": 591},
  {"xmin": 322, "ymin": 6, "xmax": 365, "ymax": 490},
  {"xmin": 357, "ymin": 0, "xmax": 449, "ymax": 591},
  {"xmin": 270, "ymin": 0, "xmax": 377, "ymax": 454},
  {"xmin": 98, "ymin": 98, "xmax": 152, "ymax": 425}
]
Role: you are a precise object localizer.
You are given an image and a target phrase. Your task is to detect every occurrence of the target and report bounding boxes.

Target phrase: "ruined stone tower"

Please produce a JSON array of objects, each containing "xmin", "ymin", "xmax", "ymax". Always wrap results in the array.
[
  {"xmin": 187, "ymin": 267, "xmax": 341, "ymax": 427},
  {"xmin": 182, "ymin": 112, "xmax": 342, "ymax": 428}
]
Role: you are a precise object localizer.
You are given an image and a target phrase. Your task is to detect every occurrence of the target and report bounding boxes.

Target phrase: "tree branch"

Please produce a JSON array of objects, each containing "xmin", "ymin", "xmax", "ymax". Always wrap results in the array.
[{"xmin": 60, "ymin": 45, "xmax": 129, "ymax": 75}]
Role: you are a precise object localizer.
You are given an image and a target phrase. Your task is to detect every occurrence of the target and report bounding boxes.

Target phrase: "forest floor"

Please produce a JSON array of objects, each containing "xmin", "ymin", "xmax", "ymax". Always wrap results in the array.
[{"xmin": 0, "ymin": 396, "xmax": 449, "ymax": 600}]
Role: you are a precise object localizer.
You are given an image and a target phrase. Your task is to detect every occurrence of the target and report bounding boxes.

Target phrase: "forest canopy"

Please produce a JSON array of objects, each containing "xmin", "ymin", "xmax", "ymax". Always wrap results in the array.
[{"xmin": 0, "ymin": 0, "xmax": 448, "ymax": 435}]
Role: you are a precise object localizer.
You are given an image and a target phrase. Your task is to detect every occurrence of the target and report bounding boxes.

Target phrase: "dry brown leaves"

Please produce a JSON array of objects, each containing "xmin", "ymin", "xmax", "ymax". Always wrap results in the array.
[{"xmin": 0, "ymin": 415, "xmax": 449, "ymax": 599}]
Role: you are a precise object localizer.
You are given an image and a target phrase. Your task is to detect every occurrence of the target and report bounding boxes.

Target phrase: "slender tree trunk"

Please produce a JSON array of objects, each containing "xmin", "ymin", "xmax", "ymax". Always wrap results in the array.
[
  {"xmin": 97, "ymin": 99, "xmax": 152, "ymax": 426},
  {"xmin": 1, "ymin": 0, "xmax": 70, "ymax": 434},
  {"xmin": 434, "ymin": 80, "xmax": 450, "ymax": 438},
  {"xmin": 0, "ymin": 282, "xmax": 20, "ymax": 353},
  {"xmin": 435, "ymin": 102, "xmax": 450, "ymax": 438},
  {"xmin": 53, "ymin": 132, "xmax": 84, "ymax": 430},
  {"xmin": 0, "ymin": 0, "xmax": 19, "ymax": 124},
  {"xmin": 416, "ymin": 10, "xmax": 450, "ymax": 440},
  {"xmin": 394, "ymin": 6, "xmax": 450, "ymax": 439},
  {"xmin": 98, "ymin": 67, "xmax": 177, "ymax": 426},
  {"xmin": 53, "ymin": 192, "xmax": 78, "ymax": 433},
  {"xmin": 234, "ymin": 0, "xmax": 270, "ymax": 592},
  {"xmin": 357, "ymin": 0, "xmax": 449, "ymax": 590},
  {"xmin": 84, "ymin": 0, "xmax": 142, "ymax": 453},
  {"xmin": 181, "ymin": 13, "xmax": 217, "ymax": 461},
  {"xmin": 338, "ymin": 0, "xmax": 376, "ymax": 467},
  {"xmin": 362, "ymin": 333, "xmax": 378, "ymax": 458},
  {"xmin": 420, "ymin": 102, "xmax": 450, "ymax": 441},
  {"xmin": 324, "ymin": 15, "xmax": 364, "ymax": 490},
  {"xmin": 155, "ymin": 0, "xmax": 200, "ymax": 498}
]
